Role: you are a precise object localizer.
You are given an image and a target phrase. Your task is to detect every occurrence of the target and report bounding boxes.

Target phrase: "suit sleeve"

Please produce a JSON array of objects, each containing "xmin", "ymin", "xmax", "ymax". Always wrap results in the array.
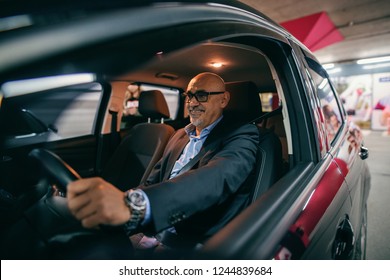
[{"xmin": 141, "ymin": 123, "xmax": 259, "ymax": 233}]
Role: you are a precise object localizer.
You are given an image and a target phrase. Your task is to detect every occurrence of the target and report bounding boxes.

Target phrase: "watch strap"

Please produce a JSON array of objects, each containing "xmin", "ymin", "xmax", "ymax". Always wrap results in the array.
[{"xmin": 123, "ymin": 189, "xmax": 146, "ymax": 235}]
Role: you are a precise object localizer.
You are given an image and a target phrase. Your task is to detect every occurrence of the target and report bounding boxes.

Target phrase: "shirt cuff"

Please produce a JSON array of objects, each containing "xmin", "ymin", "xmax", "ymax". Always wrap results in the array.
[{"xmin": 139, "ymin": 189, "xmax": 151, "ymax": 226}]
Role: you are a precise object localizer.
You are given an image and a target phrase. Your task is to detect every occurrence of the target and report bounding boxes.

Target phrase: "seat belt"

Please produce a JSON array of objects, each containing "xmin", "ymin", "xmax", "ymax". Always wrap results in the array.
[
  {"xmin": 108, "ymin": 109, "xmax": 121, "ymax": 154},
  {"xmin": 175, "ymin": 129, "xmax": 228, "ymax": 177},
  {"xmin": 175, "ymin": 146, "xmax": 208, "ymax": 177},
  {"xmin": 175, "ymin": 106, "xmax": 283, "ymax": 177},
  {"xmin": 250, "ymin": 105, "xmax": 283, "ymax": 124}
]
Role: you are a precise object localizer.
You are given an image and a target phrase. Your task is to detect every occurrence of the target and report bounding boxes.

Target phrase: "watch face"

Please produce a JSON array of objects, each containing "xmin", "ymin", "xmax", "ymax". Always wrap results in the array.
[{"xmin": 129, "ymin": 190, "xmax": 146, "ymax": 207}]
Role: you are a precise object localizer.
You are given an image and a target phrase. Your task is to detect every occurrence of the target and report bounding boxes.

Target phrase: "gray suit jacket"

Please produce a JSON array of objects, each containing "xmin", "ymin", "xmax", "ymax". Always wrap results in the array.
[{"xmin": 141, "ymin": 118, "xmax": 259, "ymax": 242}]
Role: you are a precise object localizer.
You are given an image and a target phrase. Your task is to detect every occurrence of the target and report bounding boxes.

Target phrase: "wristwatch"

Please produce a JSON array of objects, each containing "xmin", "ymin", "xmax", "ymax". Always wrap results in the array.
[{"xmin": 123, "ymin": 189, "xmax": 147, "ymax": 234}]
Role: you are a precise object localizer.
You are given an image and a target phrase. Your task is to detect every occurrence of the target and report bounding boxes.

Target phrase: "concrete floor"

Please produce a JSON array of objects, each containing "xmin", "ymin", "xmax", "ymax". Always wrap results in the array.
[{"xmin": 363, "ymin": 130, "xmax": 390, "ymax": 260}]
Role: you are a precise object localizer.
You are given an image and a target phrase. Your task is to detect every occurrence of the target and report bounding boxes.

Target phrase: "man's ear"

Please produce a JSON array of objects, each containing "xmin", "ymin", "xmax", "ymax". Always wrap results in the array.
[{"xmin": 220, "ymin": 91, "xmax": 230, "ymax": 108}]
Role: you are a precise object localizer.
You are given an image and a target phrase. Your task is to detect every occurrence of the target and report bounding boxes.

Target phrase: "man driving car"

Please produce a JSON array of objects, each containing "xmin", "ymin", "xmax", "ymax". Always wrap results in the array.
[{"xmin": 67, "ymin": 72, "xmax": 260, "ymax": 257}]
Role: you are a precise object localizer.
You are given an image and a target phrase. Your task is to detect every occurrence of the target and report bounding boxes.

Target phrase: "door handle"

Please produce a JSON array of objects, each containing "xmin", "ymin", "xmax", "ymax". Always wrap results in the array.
[
  {"xmin": 359, "ymin": 145, "xmax": 369, "ymax": 160},
  {"xmin": 332, "ymin": 215, "xmax": 354, "ymax": 259}
]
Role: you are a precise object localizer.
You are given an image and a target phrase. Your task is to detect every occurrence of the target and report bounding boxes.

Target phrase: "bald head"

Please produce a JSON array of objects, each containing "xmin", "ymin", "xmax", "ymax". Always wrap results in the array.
[
  {"xmin": 187, "ymin": 72, "xmax": 225, "ymax": 93},
  {"xmin": 186, "ymin": 72, "xmax": 230, "ymax": 134}
]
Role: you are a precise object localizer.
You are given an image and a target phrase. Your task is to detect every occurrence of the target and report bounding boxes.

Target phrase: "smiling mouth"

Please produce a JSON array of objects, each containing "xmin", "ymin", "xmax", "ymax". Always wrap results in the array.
[{"xmin": 189, "ymin": 108, "xmax": 205, "ymax": 115}]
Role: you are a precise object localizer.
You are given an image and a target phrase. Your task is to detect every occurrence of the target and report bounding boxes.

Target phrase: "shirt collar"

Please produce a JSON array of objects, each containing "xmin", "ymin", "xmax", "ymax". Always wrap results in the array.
[{"xmin": 184, "ymin": 115, "xmax": 223, "ymax": 139}]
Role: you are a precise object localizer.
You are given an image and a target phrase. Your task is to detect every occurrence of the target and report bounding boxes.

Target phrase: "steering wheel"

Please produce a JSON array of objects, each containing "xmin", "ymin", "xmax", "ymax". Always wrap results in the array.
[
  {"xmin": 29, "ymin": 148, "xmax": 81, "ymax": 193},
  {"xmin": 2, "ymin": 148, "xmax": 134, "ymax": 259}
]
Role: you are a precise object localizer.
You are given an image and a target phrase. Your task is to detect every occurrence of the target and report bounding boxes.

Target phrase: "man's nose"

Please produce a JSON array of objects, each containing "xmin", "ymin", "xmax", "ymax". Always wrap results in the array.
[{"xmin": 188, "ymin": 97, "xmax": 200, "ymax": 105}]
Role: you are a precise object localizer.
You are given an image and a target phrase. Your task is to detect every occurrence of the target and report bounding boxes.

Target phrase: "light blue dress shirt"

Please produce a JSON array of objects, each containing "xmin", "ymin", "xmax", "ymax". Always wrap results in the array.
[{"xmin": 141, "ymin": 116, "xmax": 223, "ymax": 225}]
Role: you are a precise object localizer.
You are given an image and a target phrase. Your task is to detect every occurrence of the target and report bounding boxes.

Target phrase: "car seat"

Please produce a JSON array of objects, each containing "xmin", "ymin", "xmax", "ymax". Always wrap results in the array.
[
  {"xmin": 102, "ymin": 90, "xmax": 175, "ymax": 191},
  {"xmin": 225, "ymin": 81, "xmax": 284, "ymax": 203}
]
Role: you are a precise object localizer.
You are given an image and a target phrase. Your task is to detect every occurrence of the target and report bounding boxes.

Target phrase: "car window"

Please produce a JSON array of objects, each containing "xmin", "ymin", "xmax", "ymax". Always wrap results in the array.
[
  {"xmin": 1, "ymin": 77, "xmax": 103, "ymax": 147},
  {"xmin": 307, "ymin": 65, "xmax": 344, "ymax": 146},
  {"xmin": 260, "ymin": 92, "xmax": 280, "ymax": 112}
]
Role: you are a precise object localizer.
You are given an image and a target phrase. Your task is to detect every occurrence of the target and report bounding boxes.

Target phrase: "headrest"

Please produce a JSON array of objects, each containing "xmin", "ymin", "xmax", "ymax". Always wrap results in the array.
[
  {"xmin": 224, "ymin": 81, "xmax": 262, "ymax": 123},
  {"xmin": 138, "ymin": 90, "xmax": 170, "ymax": 119}
]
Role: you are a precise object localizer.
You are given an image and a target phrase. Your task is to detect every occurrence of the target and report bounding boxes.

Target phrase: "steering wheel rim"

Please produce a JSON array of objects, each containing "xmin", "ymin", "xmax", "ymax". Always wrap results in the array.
[
  {"xmin": 29, "ymin": 148, "xmax": 81, "ymax": 193},
  {"xmin": 0, "ymin": 148, "xmax": 137, "ymax": 259}
]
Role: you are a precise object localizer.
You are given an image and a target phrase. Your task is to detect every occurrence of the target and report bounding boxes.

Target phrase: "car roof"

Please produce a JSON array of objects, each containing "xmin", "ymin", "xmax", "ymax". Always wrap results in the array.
[
  {"xmin": 0, "ymin": 0, "xmax": 270, "ymax": 19},
  {"xmin": 0, "ymin": 0, "xmax": 312, "ymax": 91}
]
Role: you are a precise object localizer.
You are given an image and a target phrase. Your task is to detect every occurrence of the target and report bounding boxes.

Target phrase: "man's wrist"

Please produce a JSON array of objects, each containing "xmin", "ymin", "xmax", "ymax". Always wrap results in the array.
[{"xmin": 123, "ymin": 189, "xmax": 147, "ymax": 235}]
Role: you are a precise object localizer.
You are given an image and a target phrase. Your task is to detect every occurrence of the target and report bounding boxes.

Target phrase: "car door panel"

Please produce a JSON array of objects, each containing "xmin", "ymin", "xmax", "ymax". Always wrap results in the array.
[
  {"xmin": 275, "ymin": 158, "xmax": 351, "ymax": 259},
  {"xmin": 332, "ymin": 127, "xmax": 369, "ymax": 240},
  {"xmin": 44, "ymin": 136, "xmax": 98, "ymax": 178},
  {"xmin": 301, "ymin": 166, "xmax": 352, "ymax": 259}
]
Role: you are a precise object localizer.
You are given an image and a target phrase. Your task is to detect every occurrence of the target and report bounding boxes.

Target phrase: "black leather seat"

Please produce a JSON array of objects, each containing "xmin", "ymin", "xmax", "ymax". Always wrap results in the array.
[
  {"xmin": 225, "ymin": 81, "xmax": 264, "ymax": 124},
  {"xmin": 225, "ymin": 81, "xmax": 284, "ymax": 203},
  {"xmin": 102, "ymin": 90, "xmax": 175, "ymax": 191}
]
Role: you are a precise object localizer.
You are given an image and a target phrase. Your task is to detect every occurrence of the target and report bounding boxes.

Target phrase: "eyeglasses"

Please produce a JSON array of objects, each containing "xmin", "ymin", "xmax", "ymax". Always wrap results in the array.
[{"xmin": 183, "ymin": 91, "xmax": 225, "ymax": 103}]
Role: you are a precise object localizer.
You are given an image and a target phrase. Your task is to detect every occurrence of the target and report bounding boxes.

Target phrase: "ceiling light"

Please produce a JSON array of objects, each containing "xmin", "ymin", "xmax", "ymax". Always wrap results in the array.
[
  {"xmin": 322, "ymin": 63, "xmax": 334, "ymax": 70},
  {"xmin": 210, "ymin": 62, "xmax": 223, "ymax": 68},
  {"xmin": 362, "ymin": 62, "xmax": 390, "ymax": 70},
  {"xmin": 356, "ymin": 56, "xmax": 390, "ymax": 65},
  {"xmin": 327, "ymin": 67, "xmax": 341, "ymax": 74}
]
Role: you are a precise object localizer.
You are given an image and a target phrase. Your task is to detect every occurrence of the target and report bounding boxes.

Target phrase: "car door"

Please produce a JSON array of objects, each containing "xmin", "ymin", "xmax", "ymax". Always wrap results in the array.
[
  {"xmin": 327, "ymin": 74, "xmax": 370, "ymax": 258},
  {"xmin": 293, "ymin": 53, "xmax": 354, "ymax": 259},
  {"xmin": 200, "ymin": 36, "xmax": 354, "ymax": 260}
]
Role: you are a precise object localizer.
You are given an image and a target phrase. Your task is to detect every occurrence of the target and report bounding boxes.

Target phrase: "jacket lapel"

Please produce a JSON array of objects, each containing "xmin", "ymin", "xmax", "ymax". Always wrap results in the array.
[
  {"xmin": 203, "ymin": 117, "xmax": 230, "ymax": 146},
  {"xmin": 176, "ymin": 118, "xmax": 231, "ymax": 175},
  {"xmin": 163, "ymin": 117, "xmax": 232, "ymax": 180},
  {"xmin": 163, "ymin": 131, "xmax": 189, "ymax": 180}
]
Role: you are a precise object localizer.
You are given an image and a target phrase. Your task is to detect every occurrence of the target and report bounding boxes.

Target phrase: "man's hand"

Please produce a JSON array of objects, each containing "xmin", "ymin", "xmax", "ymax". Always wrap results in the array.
[{"xmin": 67, "ymin": 177, "xmax": 131, "ymax": 229}]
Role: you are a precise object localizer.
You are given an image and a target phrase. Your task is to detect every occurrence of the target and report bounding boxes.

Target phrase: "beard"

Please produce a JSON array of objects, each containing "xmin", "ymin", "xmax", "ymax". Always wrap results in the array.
[
  {"xmin": 189, "ymin": 106, "xmax": 205, "ymax": 127},
  {"xmin": 191, "ymin": 118, "xmax": 203, "ymax": 127}
]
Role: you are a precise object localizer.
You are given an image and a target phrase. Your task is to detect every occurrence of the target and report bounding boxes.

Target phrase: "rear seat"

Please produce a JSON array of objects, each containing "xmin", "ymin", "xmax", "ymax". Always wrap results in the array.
[
  {"xmin": 265, "ymin": 113, "xmax": 288, "ymax": 166},
  {"xmin": 260, "ymin": 92, "xmax": 289, "ymax": 172}
]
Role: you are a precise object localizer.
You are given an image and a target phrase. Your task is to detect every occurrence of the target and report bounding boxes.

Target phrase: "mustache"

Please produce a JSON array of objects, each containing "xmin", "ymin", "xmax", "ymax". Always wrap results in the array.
[{"xmin": 188, "ymin": 105, "xmax": 205, "ymax": 112}]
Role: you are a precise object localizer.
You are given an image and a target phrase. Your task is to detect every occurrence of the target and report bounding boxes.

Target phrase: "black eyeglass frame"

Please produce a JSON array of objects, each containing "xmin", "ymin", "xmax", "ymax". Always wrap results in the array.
[{"xmin": 183, "ymin": 91, "xmax": 225, "ymax": 103}]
